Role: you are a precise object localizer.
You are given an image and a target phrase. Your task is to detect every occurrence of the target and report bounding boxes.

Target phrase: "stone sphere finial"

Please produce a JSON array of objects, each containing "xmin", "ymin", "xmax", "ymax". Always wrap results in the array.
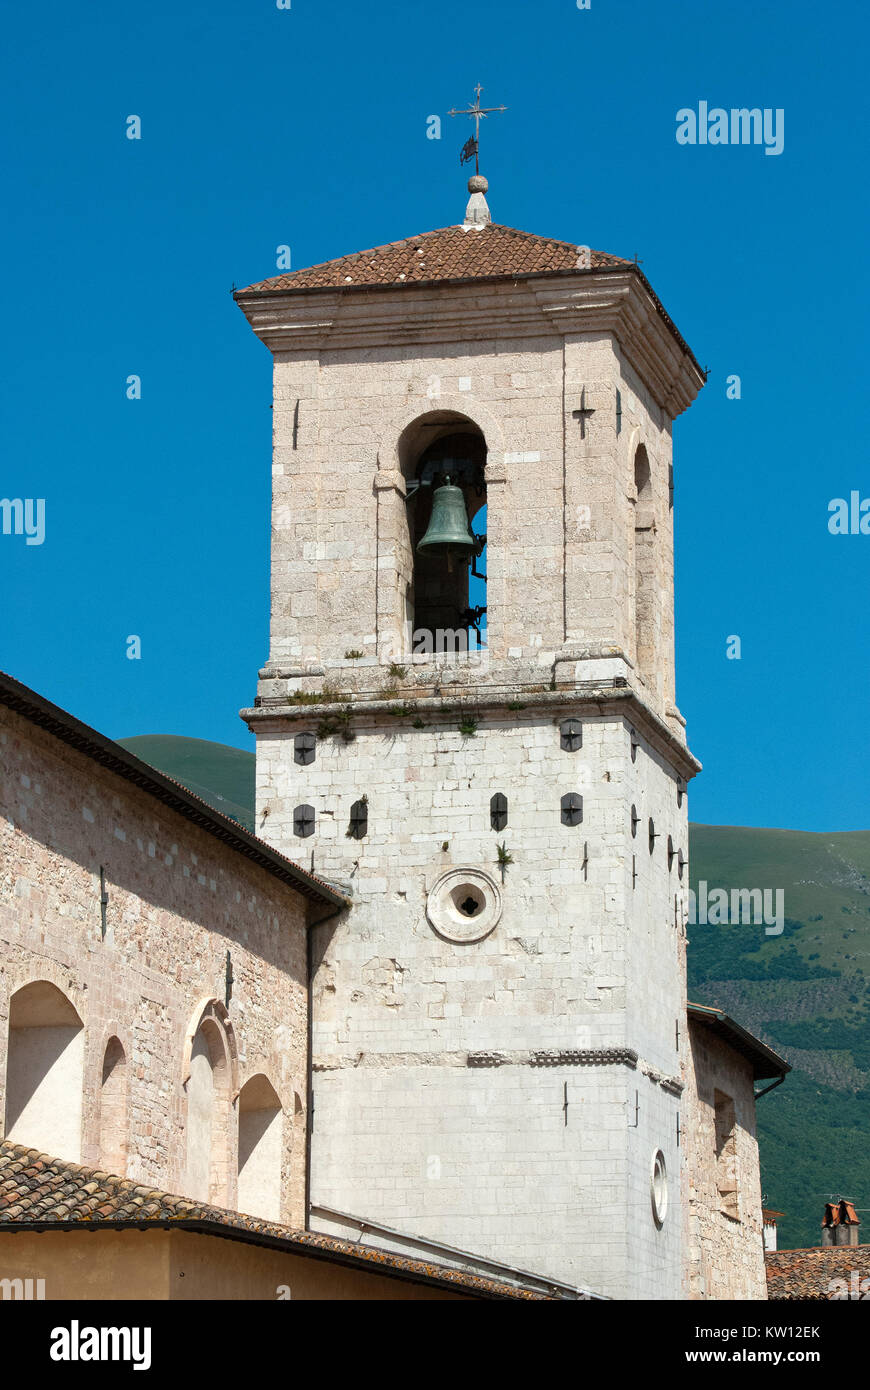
[{"xmin": 467, "ymin": 174, "xmax": 488, "ymax": 194}]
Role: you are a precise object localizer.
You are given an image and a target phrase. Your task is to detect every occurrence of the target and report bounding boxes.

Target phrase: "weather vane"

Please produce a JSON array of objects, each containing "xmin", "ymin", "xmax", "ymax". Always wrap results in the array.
[{"xmin": 448, "ymin": 83, "xmax": 507, "ymax": 174}]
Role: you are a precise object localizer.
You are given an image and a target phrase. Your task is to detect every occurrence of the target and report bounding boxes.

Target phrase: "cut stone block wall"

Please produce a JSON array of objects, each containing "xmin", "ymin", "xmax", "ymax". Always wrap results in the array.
[
  {"xmin": 255, "ymin": 701, "xmax": 690, "ymax": 1298},
  {"xmin": 256, "ymin": 290, "xmax": 679, "ymax": 729}
]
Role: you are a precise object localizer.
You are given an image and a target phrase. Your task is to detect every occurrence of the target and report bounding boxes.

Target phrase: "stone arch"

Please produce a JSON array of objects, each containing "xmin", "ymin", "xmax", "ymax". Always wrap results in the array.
[
  {"xmin": 1, "ymin": 960, "xmax": 86, "ymax": 1031},
  {"xmin": 237, "ymin": 1073, "xmax": 284, "ymax": 1221},
  {"xmin": 376, "ymin": 394, "xmax": 507, "ymax": 477},
  {"xmin": 4, "ymin": 980, "xmax": 85, "ymax": 1162},
  {"xmin": 181, "ymin": 998, "xmax": 239, "ymax": 1091},
  {"xmin": 98, "ymin": 1032, "xmax": 129, "ymax": 1176},
  {"xmin": 626, "ymin": 425, "xmax": 642, "ymax": 477},
  {"xmin": 182, "ymin": 999, "xmax": 238, "ymax": 1206}
]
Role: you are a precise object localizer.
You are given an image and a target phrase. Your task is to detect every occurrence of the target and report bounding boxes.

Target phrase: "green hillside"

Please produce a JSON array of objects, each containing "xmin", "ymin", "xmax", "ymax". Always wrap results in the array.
[
  {"xmin": 118, "ymin": 736, "xmax": 256, "ymax": 832},
  {"xmin": 688, "ymin": 825, "xmax": 870, "ymax": 1250},
  {"xmin": 117, "ymin": 735, "xmax": 870, "ymax": 1250}
]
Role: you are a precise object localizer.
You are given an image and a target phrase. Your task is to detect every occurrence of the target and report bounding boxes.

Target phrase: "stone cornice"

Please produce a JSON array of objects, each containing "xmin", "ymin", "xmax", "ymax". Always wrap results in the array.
[
  {"xmin": 466, "ymin": 1049, "xmax": 639, "ymax": 1068},
  {"xmin": 526, "ymin": 1048, "xmax": 639, "ymax": 1069},
  {"xmin": 531, "ymin": 275, "xmax": 703, "ymax": 418},
  {"xmin": 235, "ymin": 267, "xmax": 705, "ymax": 419},
  {"xmin": 315, "ymin": 1046, "xmax": 684, "ymax": 1098},
  {"xmin": 240, "ymin": 680, "xmax": 701, "ymax": 779}
]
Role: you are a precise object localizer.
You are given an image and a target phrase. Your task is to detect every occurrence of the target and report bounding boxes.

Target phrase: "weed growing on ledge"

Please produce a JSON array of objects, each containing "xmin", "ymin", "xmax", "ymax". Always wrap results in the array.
[
  {"xmin": 288, "ymin": 685, "xmax": 339, "ymax": 707},
  {"xmin": 317, "ymin": 706, "xmax": 355, "ymax": 742}
]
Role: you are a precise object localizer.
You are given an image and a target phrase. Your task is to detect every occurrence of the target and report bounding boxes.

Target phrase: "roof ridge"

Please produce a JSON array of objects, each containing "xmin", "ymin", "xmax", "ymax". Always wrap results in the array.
[{"xmin": 489, "ymin": 222, "xmax": 623, "ymax": 254}]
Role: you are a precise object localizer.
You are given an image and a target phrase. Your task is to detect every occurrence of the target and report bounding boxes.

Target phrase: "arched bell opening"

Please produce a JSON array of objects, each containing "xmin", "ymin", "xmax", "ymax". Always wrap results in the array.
[{"xmin": 400, "ymin": 415, "xmax": 487, "ymax": 656}]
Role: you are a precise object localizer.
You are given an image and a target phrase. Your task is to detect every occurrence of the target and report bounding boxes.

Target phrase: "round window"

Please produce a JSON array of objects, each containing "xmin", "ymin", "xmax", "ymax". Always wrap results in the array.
[
  {"xmin": 426, "ymin": 868, "xmax": 502, "ymax": 943},
  {"xmin": 651, "ymin": 1149, "xmax": 668, "ymax": 1227}
]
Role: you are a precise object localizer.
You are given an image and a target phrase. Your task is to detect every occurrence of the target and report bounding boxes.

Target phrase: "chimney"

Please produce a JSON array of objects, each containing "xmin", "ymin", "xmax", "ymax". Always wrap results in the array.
[
  {"xmin": 821, "ymin": 1198, "xmax": 860, "ymax": 1247},
  {"xmin": 762, "ymin": 1208, "xmax": 782, "ymax": 1252}
]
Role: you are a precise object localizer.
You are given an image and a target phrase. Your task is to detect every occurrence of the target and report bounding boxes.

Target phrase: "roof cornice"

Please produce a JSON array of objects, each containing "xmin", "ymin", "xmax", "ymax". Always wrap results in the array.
[{"xmin": 235, "ymin": 265, "xmax": 704, "ymax": 418}]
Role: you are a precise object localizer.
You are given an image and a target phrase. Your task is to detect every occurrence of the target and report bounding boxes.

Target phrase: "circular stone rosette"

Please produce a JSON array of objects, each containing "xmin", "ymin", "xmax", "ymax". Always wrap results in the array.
[{"xmin": 425, "ymin": 868, "xmax": 503, "ymax": 943}]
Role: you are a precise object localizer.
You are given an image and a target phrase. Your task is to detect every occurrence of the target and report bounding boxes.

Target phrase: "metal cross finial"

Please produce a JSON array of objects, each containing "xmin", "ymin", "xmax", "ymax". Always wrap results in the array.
[{"xmin": 448, "ymin": 83, "xmax": 507, "ymax": 174}]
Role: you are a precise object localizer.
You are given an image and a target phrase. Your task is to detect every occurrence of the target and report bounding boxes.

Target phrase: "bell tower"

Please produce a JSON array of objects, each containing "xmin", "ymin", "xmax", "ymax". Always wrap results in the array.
[{"xmin": 237, "ymin": 173, "xmax": 704, "ymax": 1299}]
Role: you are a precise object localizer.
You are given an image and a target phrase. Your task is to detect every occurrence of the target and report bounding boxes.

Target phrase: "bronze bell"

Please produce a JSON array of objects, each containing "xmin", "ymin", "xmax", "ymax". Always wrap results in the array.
[{"xmin": 416, "ymin": 476, "xmax": 477, "ymax": 566}]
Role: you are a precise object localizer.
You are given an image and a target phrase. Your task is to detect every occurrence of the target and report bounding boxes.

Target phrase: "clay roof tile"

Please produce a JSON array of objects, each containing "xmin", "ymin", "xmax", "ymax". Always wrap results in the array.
[
  {"xmin": 236, "ymin": 222, "xmax": 630, "ymax": 296},
  {"xmin": 0, "ymin": 1140, "xmax": 557, "ymax": 1300},
  {"xmin": 766, "ymin": 1245, "xmax": 870, "ymax": 1299}
]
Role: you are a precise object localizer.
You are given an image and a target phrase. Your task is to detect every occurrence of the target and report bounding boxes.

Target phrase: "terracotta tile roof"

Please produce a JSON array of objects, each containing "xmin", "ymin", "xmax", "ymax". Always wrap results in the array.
[
  {"xmin": 765, "ymin": 1245, "xmax": 870, "ymax": 1300},
  {"xmin": 0, "ymin": 1142, "xmax": 550, "ymax": 1300},
  {"xmin": 237, "ymin": 222, "xmax": 630, "ymax": 295}
]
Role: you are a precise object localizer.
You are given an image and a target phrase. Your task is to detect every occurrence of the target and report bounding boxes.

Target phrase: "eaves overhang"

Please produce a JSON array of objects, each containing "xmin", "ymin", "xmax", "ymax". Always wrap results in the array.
[
  {"xmin": 688, "ymin": 1002, "xmax": 791, "ymax": 1081},
  {"xmin": 0, "ymin": 670, "xmax": 349, "ymax": 915}
]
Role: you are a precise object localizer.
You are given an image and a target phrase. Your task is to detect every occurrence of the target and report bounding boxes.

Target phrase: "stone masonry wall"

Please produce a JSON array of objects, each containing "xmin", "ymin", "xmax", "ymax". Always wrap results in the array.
[
  {"xmin": 0, "ymin": 704, "xmax": 310, "ymax": 1225},
  {"xmin": 262, "ymin": 307, "xmax": 676, "ymax": 726},
  {"xmin": 683, "ymin": 1021, "xmax": 768, "ymax": 1299},
  {"xmin": 255, "ymin": 700, "xmax": 689, "ymax": 1298}
]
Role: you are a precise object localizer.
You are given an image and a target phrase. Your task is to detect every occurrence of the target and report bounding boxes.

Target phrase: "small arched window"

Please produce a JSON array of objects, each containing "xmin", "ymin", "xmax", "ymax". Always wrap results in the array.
[
  {"xmin": 633, "ymin": 444, "xmax": 656, "ymax": 684},
  {"xmin": 237, "ymin": 1074, "xmax": 283, "ymax": 1221},
  {"xmin": 4, "ymin": 981, "xmax": 85, "ymax": 1162}
]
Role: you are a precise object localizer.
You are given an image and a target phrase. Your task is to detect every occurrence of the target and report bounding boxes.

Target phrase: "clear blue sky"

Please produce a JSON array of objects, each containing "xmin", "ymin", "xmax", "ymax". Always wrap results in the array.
[{"xmin": 1, "ymin": 0, "xmax": 866, "ymax": 831}]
